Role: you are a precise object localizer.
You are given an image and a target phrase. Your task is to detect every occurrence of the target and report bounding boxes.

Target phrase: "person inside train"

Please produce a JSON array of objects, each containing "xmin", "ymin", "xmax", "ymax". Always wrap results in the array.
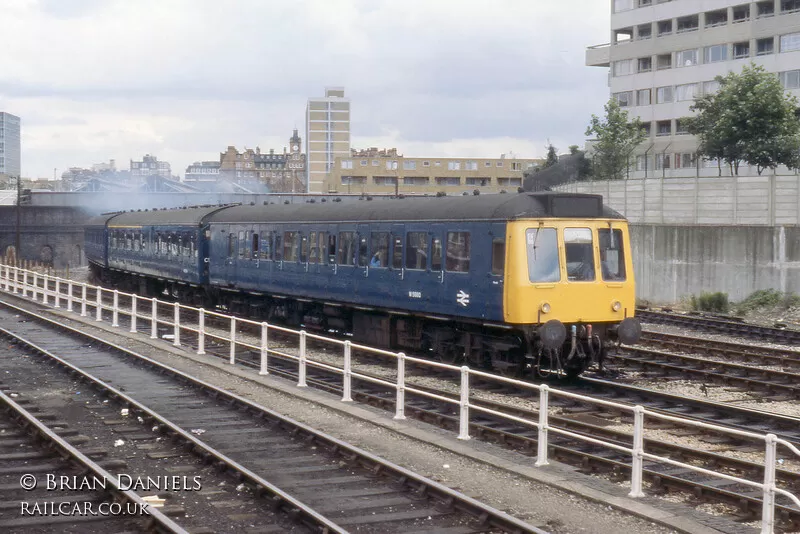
[{"xmin": 370, "ymin": 251, "xmax": 384, "ymax": 267}]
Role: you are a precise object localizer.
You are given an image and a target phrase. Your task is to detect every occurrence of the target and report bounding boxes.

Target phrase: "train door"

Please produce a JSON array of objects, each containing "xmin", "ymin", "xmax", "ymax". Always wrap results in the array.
[
  {"xmin": 401, "ymin": 226, "xmax": 431, "ymax": 312},
  {"xmin": 363, "ymin": 225, "xmax": 392, "ymax": 304},
  {"xmin": 334, "ymin": 226, "xmax": 358, "ymax": 299},
  {"xmin": 222, "ymin": 226, "xmax": 239, "ymax": 287},
  {"xmin": 354, "ymin": 224, "xmax": 370, "ymax": 295},
  {"xmin": 428, "ymin": 227, "xmax": 447, "ymax": 313},
  {"xmin": 439, "ymin": 227, "xmax": 477, "ymax": 318}
]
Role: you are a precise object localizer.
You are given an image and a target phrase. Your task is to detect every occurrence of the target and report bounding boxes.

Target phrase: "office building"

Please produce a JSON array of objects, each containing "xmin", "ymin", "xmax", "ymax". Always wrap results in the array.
[
  {"xmin": 306, "ymin": 87, "xmax": 350, "ymax": 193},
  {"xmin": 131, "ymin": 154, "xmax": 172, "ymax": 179},
  {"xmin": 0, "ymin": 112, "xmax": 21, "ymax": 178},
  {"xmin": 586, "ymin": 0, "xmax": 800, "ymax": 177}
]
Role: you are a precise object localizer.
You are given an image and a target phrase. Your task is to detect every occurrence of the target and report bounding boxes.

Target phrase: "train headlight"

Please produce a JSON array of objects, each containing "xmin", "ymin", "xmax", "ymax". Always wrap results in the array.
[
  {"xmin": 611, "ymin": 301, "xmax": 622, "ymax": 312},
  {"xmin": 540, "ymin": 302, "xmax": 551, "ymax": 314}
]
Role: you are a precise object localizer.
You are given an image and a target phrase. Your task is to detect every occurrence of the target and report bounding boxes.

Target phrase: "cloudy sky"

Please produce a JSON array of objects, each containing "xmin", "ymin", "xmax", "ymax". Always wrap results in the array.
[{"xmin": 1, "ymin": 0, "xmax": 611, "ymax": 179}]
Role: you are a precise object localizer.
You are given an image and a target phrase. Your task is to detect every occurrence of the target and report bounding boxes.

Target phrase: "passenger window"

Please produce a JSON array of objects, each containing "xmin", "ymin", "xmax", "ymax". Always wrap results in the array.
[
  {"xmin": 309, "ymin": 232, "xmax": 319, "ymax": 263},
  {"xmin": 261, "ymin": 232, "xmax": 272, "ymax": 260},
  {"xmin": 357, "ymin": 235, "xmax": 368, "ymax": 266},
  {"xmin": 252, "ymin": 233, "xmax": 259, "ymax": 259},
  {"xmin": 228, "ymin": 233, "xmax": 236, "ymax": 258},
  {"xmin": 405, "ymin": 232, "xmax": 428, "ymax": 270},
  {"xmin": 244, "ymin": 231, "xmax": 251, "ymax": 259},
  {"xmin": 599, "ymin": 229, "xmax": 626, "ymax": 281},
  {"xmin": 370, "ymin": 232, "xmax": 389, "ymax": 268},
  {"xmin": 446, "ymin": 232, "xmax": 470, "ymax": 272},
  {"xmin": 391, "ymin": 235, "xmax": 403, "ymax": 269},
  {"xmin": 238, "ymin": 231, "xmax": 245, "ymax": 258},
  {"xmin": 491, "ymin": 238, "xmax": 505, "ymax": 276},
  {"xmin": 564, "ymin": 228, "xmax": 595, "ymax": 281},
  {"xmin": 431, "ymin": 237, "xmax": 443, "ymax": 271},
  {"xmin": 283, "ymin": 231, "xmax": 298, "ymax": 262},
  {"xmin": 275, "ymin": 233, "xmax": 283, "ymax": 261},
  {"xmin": 327, "ymin": 233, "xmax": 336, "ymax": 264},
  {"xmin": 338, "ymin": 232, "xmax": 356, "ymax": 265},
  {"xmin": 300, "ymin": 234, "xmax": 309, "ymax": 263},
  {"xmin": 526, "ymin": 228, "xmax": 560, "ymax": 282}
]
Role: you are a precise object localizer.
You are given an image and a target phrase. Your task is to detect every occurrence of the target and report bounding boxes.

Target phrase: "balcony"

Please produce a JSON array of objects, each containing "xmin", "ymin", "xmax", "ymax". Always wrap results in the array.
[{"xmin": 586, "ymin": 43, "xmax": 610, "ymax": 67}]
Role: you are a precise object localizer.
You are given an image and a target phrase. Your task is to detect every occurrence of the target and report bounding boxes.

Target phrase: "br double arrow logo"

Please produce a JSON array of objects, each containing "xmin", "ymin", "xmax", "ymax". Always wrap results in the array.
[{"xmin": 456, "ymin": 290, "xmax": 470, "ymax": 307}]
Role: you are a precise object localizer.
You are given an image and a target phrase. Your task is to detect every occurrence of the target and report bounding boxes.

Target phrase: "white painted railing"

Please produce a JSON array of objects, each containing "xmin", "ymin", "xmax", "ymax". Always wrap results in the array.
[{"xmin": 1, "ymin": 263, "xmax": 798, "ymax": 533}]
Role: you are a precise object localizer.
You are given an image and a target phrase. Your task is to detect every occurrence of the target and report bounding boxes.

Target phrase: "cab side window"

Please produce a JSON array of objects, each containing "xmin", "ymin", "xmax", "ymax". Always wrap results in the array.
[{"xmin": 491, "ymin": 238, "xmax": 505, "ymax": 276}]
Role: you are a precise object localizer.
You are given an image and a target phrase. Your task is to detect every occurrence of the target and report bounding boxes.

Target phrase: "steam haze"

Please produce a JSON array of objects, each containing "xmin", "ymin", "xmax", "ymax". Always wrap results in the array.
[{"xmin": 0, "ymin": 0, "xmax": 611, "ymax": 179}]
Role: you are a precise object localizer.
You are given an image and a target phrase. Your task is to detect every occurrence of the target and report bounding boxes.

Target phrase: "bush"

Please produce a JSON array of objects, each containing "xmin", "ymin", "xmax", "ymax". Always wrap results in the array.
[
  {"xmin": 689, "ymin": 292, "xmax": 730, "ymax": 313},
  {"xmin": 735, "ymin": 289, "xmax": 800, "ymax": 315}
]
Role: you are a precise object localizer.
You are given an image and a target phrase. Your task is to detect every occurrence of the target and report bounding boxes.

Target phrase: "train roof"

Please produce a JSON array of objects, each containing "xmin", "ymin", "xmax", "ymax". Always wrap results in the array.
[
  {"xmin": 105, "ymin": 205, "xmax": 231, "ymax": 227},
  {"xmin": 206, "ymin": 192, "xmax": 624, "ymax": 224}
]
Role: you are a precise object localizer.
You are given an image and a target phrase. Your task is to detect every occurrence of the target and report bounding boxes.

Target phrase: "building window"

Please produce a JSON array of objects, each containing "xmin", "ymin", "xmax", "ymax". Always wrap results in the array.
[
  {"xmin": 360, "ymin": 159, "xmax": 367, "ymax": 166},
  {"xmin": 341, "ymin": 176, "xmax": 367, "ymax": 185},
  {"xmin": 436, "ymin": 177, "xmax": 461, "ymax": 186},
  {"xmin": 733, "ymin": 41, "xmax": 750, "ymax": 59},
  {"xmin": 341, "ymin": 160, "xmax": 353, "ymax": 169},
  {"xmin": 614, "ymin": 0, "xmax": 634, "ymax": 11},
  {"xmin": 705, "ymin": 9, "xmax": 727, "ymax": 27},
  {"xmin": 614, "ymin": 91, "xmax": 634, "ymax": 107},
  {"xmin": 484, "ymin": 161, "xmax": 492, "ymax": 167},
  {"xmin": 496, "ymin": 161, "xmax": 503, "ymax": 167},
  {"xmin": 732, "ymin": 4, "xmax": 750, "ymax": 22},
  {"xmin": 757, "ymin": 0, "xmax": 775, "ymax": 17},
  {"xmin": 637, "ymin": 57, "xmax": 652, "ymax": 72},
  {"xmin": 657, "ymin": 19, "xmax": 672, "ymax": 36},
  {"xmin": 422, "ymin": 161, "xmax": 430, "ymax": 167},
  {"xmin": 385, "ymin": 160, "xmax": 398, "ymax": 170},
  {"xmin": 641, "ymin": 122, "xmax": 651, "ymax": 137},
  {"xmin": 675, "ymin": 119, "xmax": 690, "ymax": 135},
  {"xmin": 447, "ymin": 161, "xmax": 461, "ymax": 171},
  {"xmin": 637, "ymin": 23, "xmax": 652, "ymax": 40},
  {"xmin": 638, "ymin": 0, "xmax": 652, "ymax": 5},
  {"xmin": 497, "ymin": 177, "xmax": 522, "ymax": 187},
  {"xmin": 675, "ymin": 153, "xmax": 695, "ymax": 168},
  {"xmin": 676, "ymin": 49, "xmax": 698, "ymax": 67},
  {"xmin": 704, "ymin": 44, "xmax": 728, "ymax": 63},
  {"xmin": 676, "ymin": 83, "xmax": 698, "ymax": 101},
  {"xmin": 373, "ymin": 176, "xmax": 397, "ymax": 186},
  {"xmin": 655, "ymin": 153, "xmax": 671, "ymax": 169},
  {"xmin": 656, "ymin": 54, "xmax": 672, "ymax": 69},
  {"xmin": 403, "ymin": 176, "xmax": 429, "ymax": 185},
  {"xmin": 635, "ymin": 155, "xmax": 650, "ymax": 171},
  {"xmin": 676, "ymin": 15, "xmax": 699, "ymax": 33},
  {"xmin": 781, "ymin": 32, "xmax": 800, "ymax": 52},
  {"xmin": 656, "ymin": 120, "xmax": 672, "ymax": 136},
  {"xmin": 613, "ymin": 59, "xmax": 633, "ymax": 76},
  {"xmin": 371, "ymin": 160, "xmax": 379, "ymax": 166},
  {"xmin": 704, "ymin": 80, "xmax": 721, "ymax": 94},
  {"xmin": 780, "ymin": 70, "xmax": 800, "ymax": 89},
  {"xmin": 783, "ymin": 0, "xmax": 800, "ymax": 14},
  {"xmin": 511, "ymin": 162, "xmax": 522, "ymax": 170},
  {"xmin": 757, "ymin": 37, "xmax": 775, "ymax": 55},
  {"xmin": 465, "ymin": 177, "xmax": 490, "ymax": 186},
  {"xmin": 403, "ymin": 160, "xmax": 417, "ymax": 170},
  {"xmin": 465, "ymin": 161, "xmax": 478, "ymax": 170},
  {"xmin": 656, "ymin": 86, "xmax": 673, "ymax": 104}
]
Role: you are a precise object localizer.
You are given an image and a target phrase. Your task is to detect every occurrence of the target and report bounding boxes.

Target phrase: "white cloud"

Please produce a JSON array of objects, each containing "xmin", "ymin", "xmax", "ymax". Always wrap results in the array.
[{"xmin": 0, "ymin": 0, "xmax": 610, "ymax": 178}]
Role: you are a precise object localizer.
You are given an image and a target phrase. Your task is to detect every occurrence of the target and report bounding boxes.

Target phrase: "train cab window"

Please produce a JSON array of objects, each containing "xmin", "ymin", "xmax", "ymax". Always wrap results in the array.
[
  {"xmin": 338, "ymin": 232, "xmax": 356, "ymax": 265},
  {"xmin": 491, "ymin": 238, "xmax": 505, "ymax": 276},
  {"xmin": 526, "ymin": 228, "xmax": 560, "ymax": 283},
  {"xmin": 283, "ymin": 232, "xmax": 298, "ymax": 262},
  {"xmin": 261, "ymin": 232, "xmax": 272, "ymax": 260},
  {"xmin": 326, "ymin": 233, "xmax": 335, "ymax": 264},
  {"xmin": 599, "ymin": 228, "xmax": 626, "ymax": 281},
  {"xmin": 357, "ymin": 235, "xmax": 368, "ymax": 266},
  {"xmin": 405, "ymin": 232, "xmax": 428, "ymax": 270},
  {"xmin": 252, "ymin": 233, "xmax": 259, "ymax": 259},
  {"xmin": 309, "ymin": 232, "xmax": 318, "ymax": 263},
  {"xmin": 431, "ymin": 237, "xmax": 443, "ymax": 271},
  {"xmin": 446, "ymin": 232, "xmax": 471, "ymax": 273},
  {"xmin": 391, "ymin": 235, "xmax": 403, "ymax": 269},
  {"xmin": 227, "ymin": 233, "xmax": 236, "ymax": 258},
  {"xmin": 370, "ymin": 233, "xmax": 389, "ymax": 267},
  {"xmin": 300, "ymin": 234, "xmax": 309, "ymax": 263},
  {"xmin": 238, "ymin": 231, "xmax": 245, "ymax": 258},
  {"xmin": 564, "ymin": 228, "xmax": 595, "ymax": 282}
]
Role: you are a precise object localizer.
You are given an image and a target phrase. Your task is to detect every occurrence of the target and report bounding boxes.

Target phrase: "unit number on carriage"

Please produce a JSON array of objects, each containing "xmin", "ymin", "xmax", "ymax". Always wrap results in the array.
[{"xmin": 408, "ymin": 291, "xmax": 422, "ymax": 299}]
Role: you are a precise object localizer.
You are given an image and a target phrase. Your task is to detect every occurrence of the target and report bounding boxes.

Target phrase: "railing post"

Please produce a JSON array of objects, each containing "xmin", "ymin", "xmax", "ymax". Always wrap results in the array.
[
  {"xmin": 173, "ymin": 302, "xmax": 180, "ymax": 346},
  {"xmin": 33, "ymin": 272, "xmax": 38, "ymax": 301},
  {"xmin": 259, "ymin": 322, "xmax": 269, "ymax": 375},
  {"xmin": 54, "ymin": 278, "xmax": 61, "ymax": 307},
  {"xmin": 298, "ymin": 330, "xmax": 307, "ymax": 387},
  {"xmin": 394, "ymin": 352, "xmax": 406, "ymax": 420},
  {"xmin": 229, "ymin": 318, "xmax": 236, "ymax": 364},
  {"xmin": 342, "ymin": 341, "xmax": 352, "ymax": 402},
  {"xmin": 2, "ymin": 265, "xmax": 8, "ymax": 291},
  {"xmin": 629, "ymin": 405, "xmax": 645, "ymax": 498},
  {"xmin": 536, "ymin": 385, "xmax": 550, "ymax": 466},
  {"xmin": 12, "ymin": 267, "xmax": 19, "ymax": 294},
  {"xmin": 761, "ymin": 433, "xmax": 778, "ymax": 534},
  {"xmin": 42, "ymin": 274, "xmax": 49, "ymax": 305},
  {"xmin": 150, "ymin": 298, "xmax": 158, "ymax": 338},
  {"xmin": 112, "ymin": 289, "xmax": 119, "ymax": 327},
  {"xmin": 80, "ymin": 283, "xmax": 87, "ymax": 317},
  {"xmin": 197, "ymin": 309, "xmax": 206, "ymax": 355},
  {"xmin": 129, "ymin": 294, "xmax": 137, "ymax": 333},
  {"xmin": 22, "ymin": 270, "xmax": 28, "ymax": 297},
  {"xmin": 67, "ymin": 281, "xmax": 73, "ymax": 312},
  {"xmin": 458, "ymin": 365, "xmax": 471, "ymax": 440},
  {"xmin": 95, "ymin": 286, "xmax": 102, "ymax": 321}
]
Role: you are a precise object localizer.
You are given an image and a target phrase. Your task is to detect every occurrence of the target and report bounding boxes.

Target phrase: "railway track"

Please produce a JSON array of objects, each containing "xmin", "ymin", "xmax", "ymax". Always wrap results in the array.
[
  {"xmin": 0, "ymin": 386, "xmax": 185, "ymax": 533},
  {"xmin": 637, "ymin": 309, "xmax": 800, "ymax": 344},
  {"xmin": 0, "ymin": 298, "xmax": 547, "ymax": 534}
]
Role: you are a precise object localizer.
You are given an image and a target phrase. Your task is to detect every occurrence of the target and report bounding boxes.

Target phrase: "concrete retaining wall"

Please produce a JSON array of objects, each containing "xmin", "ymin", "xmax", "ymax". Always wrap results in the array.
[
  {"xmin": 630, "ymin": 224, "xmax": 800, "ymax": 303},
  {"xmin": 558, "ymin": 174, "xmax": 800, "ymax": 226},
  {"xmin": 0, "ymin": 206, "xmax": 91, "ymax": 268}
]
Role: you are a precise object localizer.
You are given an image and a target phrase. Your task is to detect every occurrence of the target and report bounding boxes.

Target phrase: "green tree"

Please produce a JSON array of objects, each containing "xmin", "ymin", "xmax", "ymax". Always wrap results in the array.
[
  {"xmin": 568, "ymin": 144, "xmax": 580, "ymax": 155},
  {"xmin": 686, "ymin": 63, "xmax": 800, "ymax": 175},
  {"xmin": 585, "ymin": 98, "xmax": 646, "ymax": 180},
  {"xmin": 544, "ymin": 142, "xmax": 558, "ymax": 168}
]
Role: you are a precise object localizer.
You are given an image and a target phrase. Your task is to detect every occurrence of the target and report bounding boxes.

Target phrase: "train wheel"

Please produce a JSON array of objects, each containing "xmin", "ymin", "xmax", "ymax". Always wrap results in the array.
[{"xmin": 436, "ymin": 346, "xmax": 464, "ymax": 365}]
